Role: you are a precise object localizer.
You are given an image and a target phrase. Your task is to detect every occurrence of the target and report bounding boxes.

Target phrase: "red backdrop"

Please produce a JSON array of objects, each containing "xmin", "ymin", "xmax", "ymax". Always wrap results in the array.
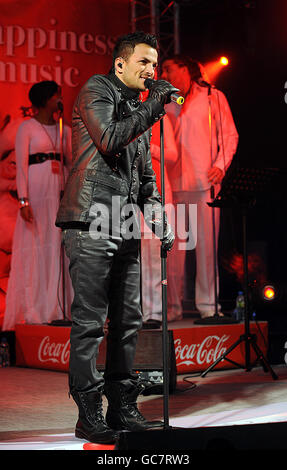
[
  {"xmin": 0, "ymin": 0, "xmax": 130, "ymax": 122},
  {"xmin": 0, "ymin": 0, "xmax": 130, "ymax": 328}
]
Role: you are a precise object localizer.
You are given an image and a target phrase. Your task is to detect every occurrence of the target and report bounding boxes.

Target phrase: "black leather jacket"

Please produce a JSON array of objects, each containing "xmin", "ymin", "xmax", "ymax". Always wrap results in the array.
[{"xmin": 56, "ymin": 73, "xmax": 165, "ymax": 232}]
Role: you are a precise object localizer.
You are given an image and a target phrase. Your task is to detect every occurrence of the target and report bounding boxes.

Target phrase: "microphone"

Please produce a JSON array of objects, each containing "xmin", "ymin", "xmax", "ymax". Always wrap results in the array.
[
  {"xmin": 197, "ymin": 78, "xmax": 215, "ymax": 89},
  {"xmin": 57, "ymin": 101, "xmax": 64, "ymax": 113},
  {"xmin": 144, "ymin": 78, "xmax": 184, "ymax": 105}
]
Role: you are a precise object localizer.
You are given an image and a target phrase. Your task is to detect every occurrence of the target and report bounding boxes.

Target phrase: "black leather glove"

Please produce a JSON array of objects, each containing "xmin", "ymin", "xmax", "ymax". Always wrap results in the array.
[
  {"xmin": 148, "ymin": 80, "xmax": 180, "ymax": 106},
  {"xmin": 161, "ymin": 221, "xmax": 175, "ymax": 252},
  {"xmin": 143, "ymin": 204, "xmax": 174, "ymax": 251}
]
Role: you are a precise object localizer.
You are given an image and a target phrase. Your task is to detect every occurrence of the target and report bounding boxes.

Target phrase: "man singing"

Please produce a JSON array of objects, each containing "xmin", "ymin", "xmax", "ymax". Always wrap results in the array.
[{"xmin": 56, "ymin": 32, "xmax": 175, "ymax": 444}]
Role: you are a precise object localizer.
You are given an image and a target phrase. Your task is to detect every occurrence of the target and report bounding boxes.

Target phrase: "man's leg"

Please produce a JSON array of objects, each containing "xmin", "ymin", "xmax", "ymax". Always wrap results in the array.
[
  {"xmin": 104, "ymin": 238, "xmax": 162, "ymax": 430},
  {"xmin": 193, "ymin": 191, "xmax": 221, "ymax": 317},
  {"xmin": 105, "ymin": 238, "xmax": 142, "ymax": 382},
  {"xmin": 166, "ymin": 191, "xmax": 197, "ymax": 320},
  {"xmin": 141, "ymin": 232, "xmax": 162, "ymax": 325},
  {"xmin": 63, "ymin": 228, "xmax": 120, "ymax": 443}
]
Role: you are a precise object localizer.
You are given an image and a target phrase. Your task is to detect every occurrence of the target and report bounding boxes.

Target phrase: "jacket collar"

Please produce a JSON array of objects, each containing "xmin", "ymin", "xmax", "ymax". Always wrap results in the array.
[{"xmin": 108, "ymin": 73, "xmax": 140, "ymax": 101}]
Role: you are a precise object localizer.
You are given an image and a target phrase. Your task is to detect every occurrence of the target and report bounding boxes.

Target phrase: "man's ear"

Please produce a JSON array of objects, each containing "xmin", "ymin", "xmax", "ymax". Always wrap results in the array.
[{"xmin": 115, "ymin": 57, "xmax": 125, "ymax": 74}]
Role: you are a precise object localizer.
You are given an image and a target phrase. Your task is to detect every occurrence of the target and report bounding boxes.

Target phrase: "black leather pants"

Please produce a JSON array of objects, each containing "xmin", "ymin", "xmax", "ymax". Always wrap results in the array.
[{"xmin": 62, "ymin": 229, "xmax": 142, "ymax": 393}]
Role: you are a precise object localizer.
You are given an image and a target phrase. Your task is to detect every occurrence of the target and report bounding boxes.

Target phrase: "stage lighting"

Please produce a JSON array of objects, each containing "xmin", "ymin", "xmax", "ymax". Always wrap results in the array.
[
  {"xmin": 262, "ymin": 285, "xmax": 276, "ymax": 301},
  {"xmin": 250, "ymin": 281, "xmax": 285, "ymax": 319},
  {"xmin": 204, "ymin": 56, "xmax": 229, "ymax": 83},
  {"xmin": 220, "ymin": 56, "xmax": 229, "ymax": 66}
]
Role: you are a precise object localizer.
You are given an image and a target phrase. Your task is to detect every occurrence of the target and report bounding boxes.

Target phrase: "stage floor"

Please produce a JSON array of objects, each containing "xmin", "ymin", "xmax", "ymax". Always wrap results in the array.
[{"xmin": 1, "ymin": 363, "xmax": 287, "ymax": 450}]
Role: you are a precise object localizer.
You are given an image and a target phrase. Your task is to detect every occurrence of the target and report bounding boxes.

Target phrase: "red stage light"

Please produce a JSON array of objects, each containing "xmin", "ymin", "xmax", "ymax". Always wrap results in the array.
[
  {"xmin": 262, "ymin": 285, "xmax": 276, "ymax": 301},
  {"xmin": 204, "ymin": 56, "xmax": 229, "ymax": 83},
  {"xmin": 220, "ymin": 56, "xmax": 229, "ymax": 66}
]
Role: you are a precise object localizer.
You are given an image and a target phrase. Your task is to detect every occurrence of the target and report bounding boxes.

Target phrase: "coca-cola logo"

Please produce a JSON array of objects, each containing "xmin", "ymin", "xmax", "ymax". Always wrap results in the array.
[
  {"xmin": 38, "ymin": 336, "xmax": 70, "ymax": 365},
  {"xmin": 174, "ymin": 335, "xmax": 230, "ymax": 366}
]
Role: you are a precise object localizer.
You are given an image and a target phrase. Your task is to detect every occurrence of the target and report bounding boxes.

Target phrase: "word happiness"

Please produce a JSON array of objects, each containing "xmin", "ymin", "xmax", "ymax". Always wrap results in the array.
[{"xmin": 0, "ymin": 18, "xmax": 117, "ymax": 87}]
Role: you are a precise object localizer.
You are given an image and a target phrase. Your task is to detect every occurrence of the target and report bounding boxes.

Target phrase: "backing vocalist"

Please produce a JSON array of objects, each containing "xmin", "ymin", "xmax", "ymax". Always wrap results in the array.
[{"xmin": 161, "ymin": 54, "xmax": 238, "ymax": 321}]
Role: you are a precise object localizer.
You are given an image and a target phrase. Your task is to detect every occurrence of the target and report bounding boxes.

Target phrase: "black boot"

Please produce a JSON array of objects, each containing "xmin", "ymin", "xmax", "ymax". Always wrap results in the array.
[
  {"xmin": 104, "ymin": 381, "xmax": 163, "ymax": 432},
  {"xmin": 71, "ymin": 389, "xmax": 119, "ymax": 444}
]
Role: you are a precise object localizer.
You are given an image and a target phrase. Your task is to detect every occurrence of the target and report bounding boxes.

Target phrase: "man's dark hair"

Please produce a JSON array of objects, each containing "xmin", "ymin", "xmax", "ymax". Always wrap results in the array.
[
  {"xmin": 28, "ymin": 80, "xmax": 60, "ymax": 108},
  {"xmin": 163, "ymin": 54, "xmax": 203, "ymax": 82},
  {"xmin": 111, "ymin": 31, "xmax": 158, "ymax": 72}
]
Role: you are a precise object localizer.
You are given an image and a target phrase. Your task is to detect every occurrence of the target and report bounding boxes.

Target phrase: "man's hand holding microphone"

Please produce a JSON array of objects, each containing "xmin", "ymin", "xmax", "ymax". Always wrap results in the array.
[{"xmin": 145, "ymin": 78, "xmax": 184, "ymax": 106}]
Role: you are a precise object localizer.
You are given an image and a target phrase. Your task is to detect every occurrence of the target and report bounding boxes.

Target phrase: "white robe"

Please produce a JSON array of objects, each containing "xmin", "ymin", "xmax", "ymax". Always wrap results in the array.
[
  {"xmin": 3, "ymin": 118, "xmax": 73, "ymax": 330},
  {"xmin": 166, "ymin": 84, "xmax": 239, "ymax": 317},
  {"xmin": 141, "ymin": 115, "xmax": 181, "ymax": 322}
]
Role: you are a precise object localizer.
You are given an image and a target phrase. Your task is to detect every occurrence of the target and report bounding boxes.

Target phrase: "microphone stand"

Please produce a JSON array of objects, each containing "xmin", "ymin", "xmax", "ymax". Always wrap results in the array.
[
  {"xmin": 51, "ymin": 107, "xmax": 70, "ymax": 326},
  {"xmin": 59, "ymin": 112, "xmax": 67, "ymax": 322},
  {"xmin": 195, "ymin": 84, "xmax": 237, "ymax": 325},
  {"xmin": 209, "ymin": 84, "xmax": 219, "ymax": 318},
  {"xmin": 159, "ymin": 118, "xmax": 172, "ymax": 430},
  {"xmin": 200, "ymin": 167, "xmax": 279, "ymax": 380}
]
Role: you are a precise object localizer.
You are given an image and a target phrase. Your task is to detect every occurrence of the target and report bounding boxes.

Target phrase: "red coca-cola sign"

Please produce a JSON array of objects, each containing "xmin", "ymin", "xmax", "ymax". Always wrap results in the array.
[
  {"xmin": 16, "ymin": 324, "xmax": 71, "ymax": 371},
  {"xmin": 38, "ymin": 335, "xmax": 70, "ymax": 366},
  {"xmin": 174, "ymin": 334, "xmax": 230, "ymax": 368},
  {"xmin": 172, "ymin": 324, "xmax": 268, "ymax": 373},
  {"xmin": 15, "ymin": 322, "xmax": 268, "ymax": 374}
]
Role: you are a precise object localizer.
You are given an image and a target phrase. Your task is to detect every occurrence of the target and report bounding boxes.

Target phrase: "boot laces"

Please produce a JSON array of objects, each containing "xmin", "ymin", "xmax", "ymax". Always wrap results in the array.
[
  {"xmin": 79, "ymin": 393, "xmax": 106, "ymax": 425},
  {"xmin": 127, "ymin": 402, "xmax": 146, "ymax": 422}
]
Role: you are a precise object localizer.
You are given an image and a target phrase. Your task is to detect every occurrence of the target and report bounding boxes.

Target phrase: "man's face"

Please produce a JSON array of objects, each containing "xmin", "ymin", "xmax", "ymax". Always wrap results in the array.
[
  {"xmin": 161, "ymin": 60, "xmax": 190, "ymax": 96},
  {"xmin": 116, "ymin": 43, "xmax": 158, "ymax": 91}
]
